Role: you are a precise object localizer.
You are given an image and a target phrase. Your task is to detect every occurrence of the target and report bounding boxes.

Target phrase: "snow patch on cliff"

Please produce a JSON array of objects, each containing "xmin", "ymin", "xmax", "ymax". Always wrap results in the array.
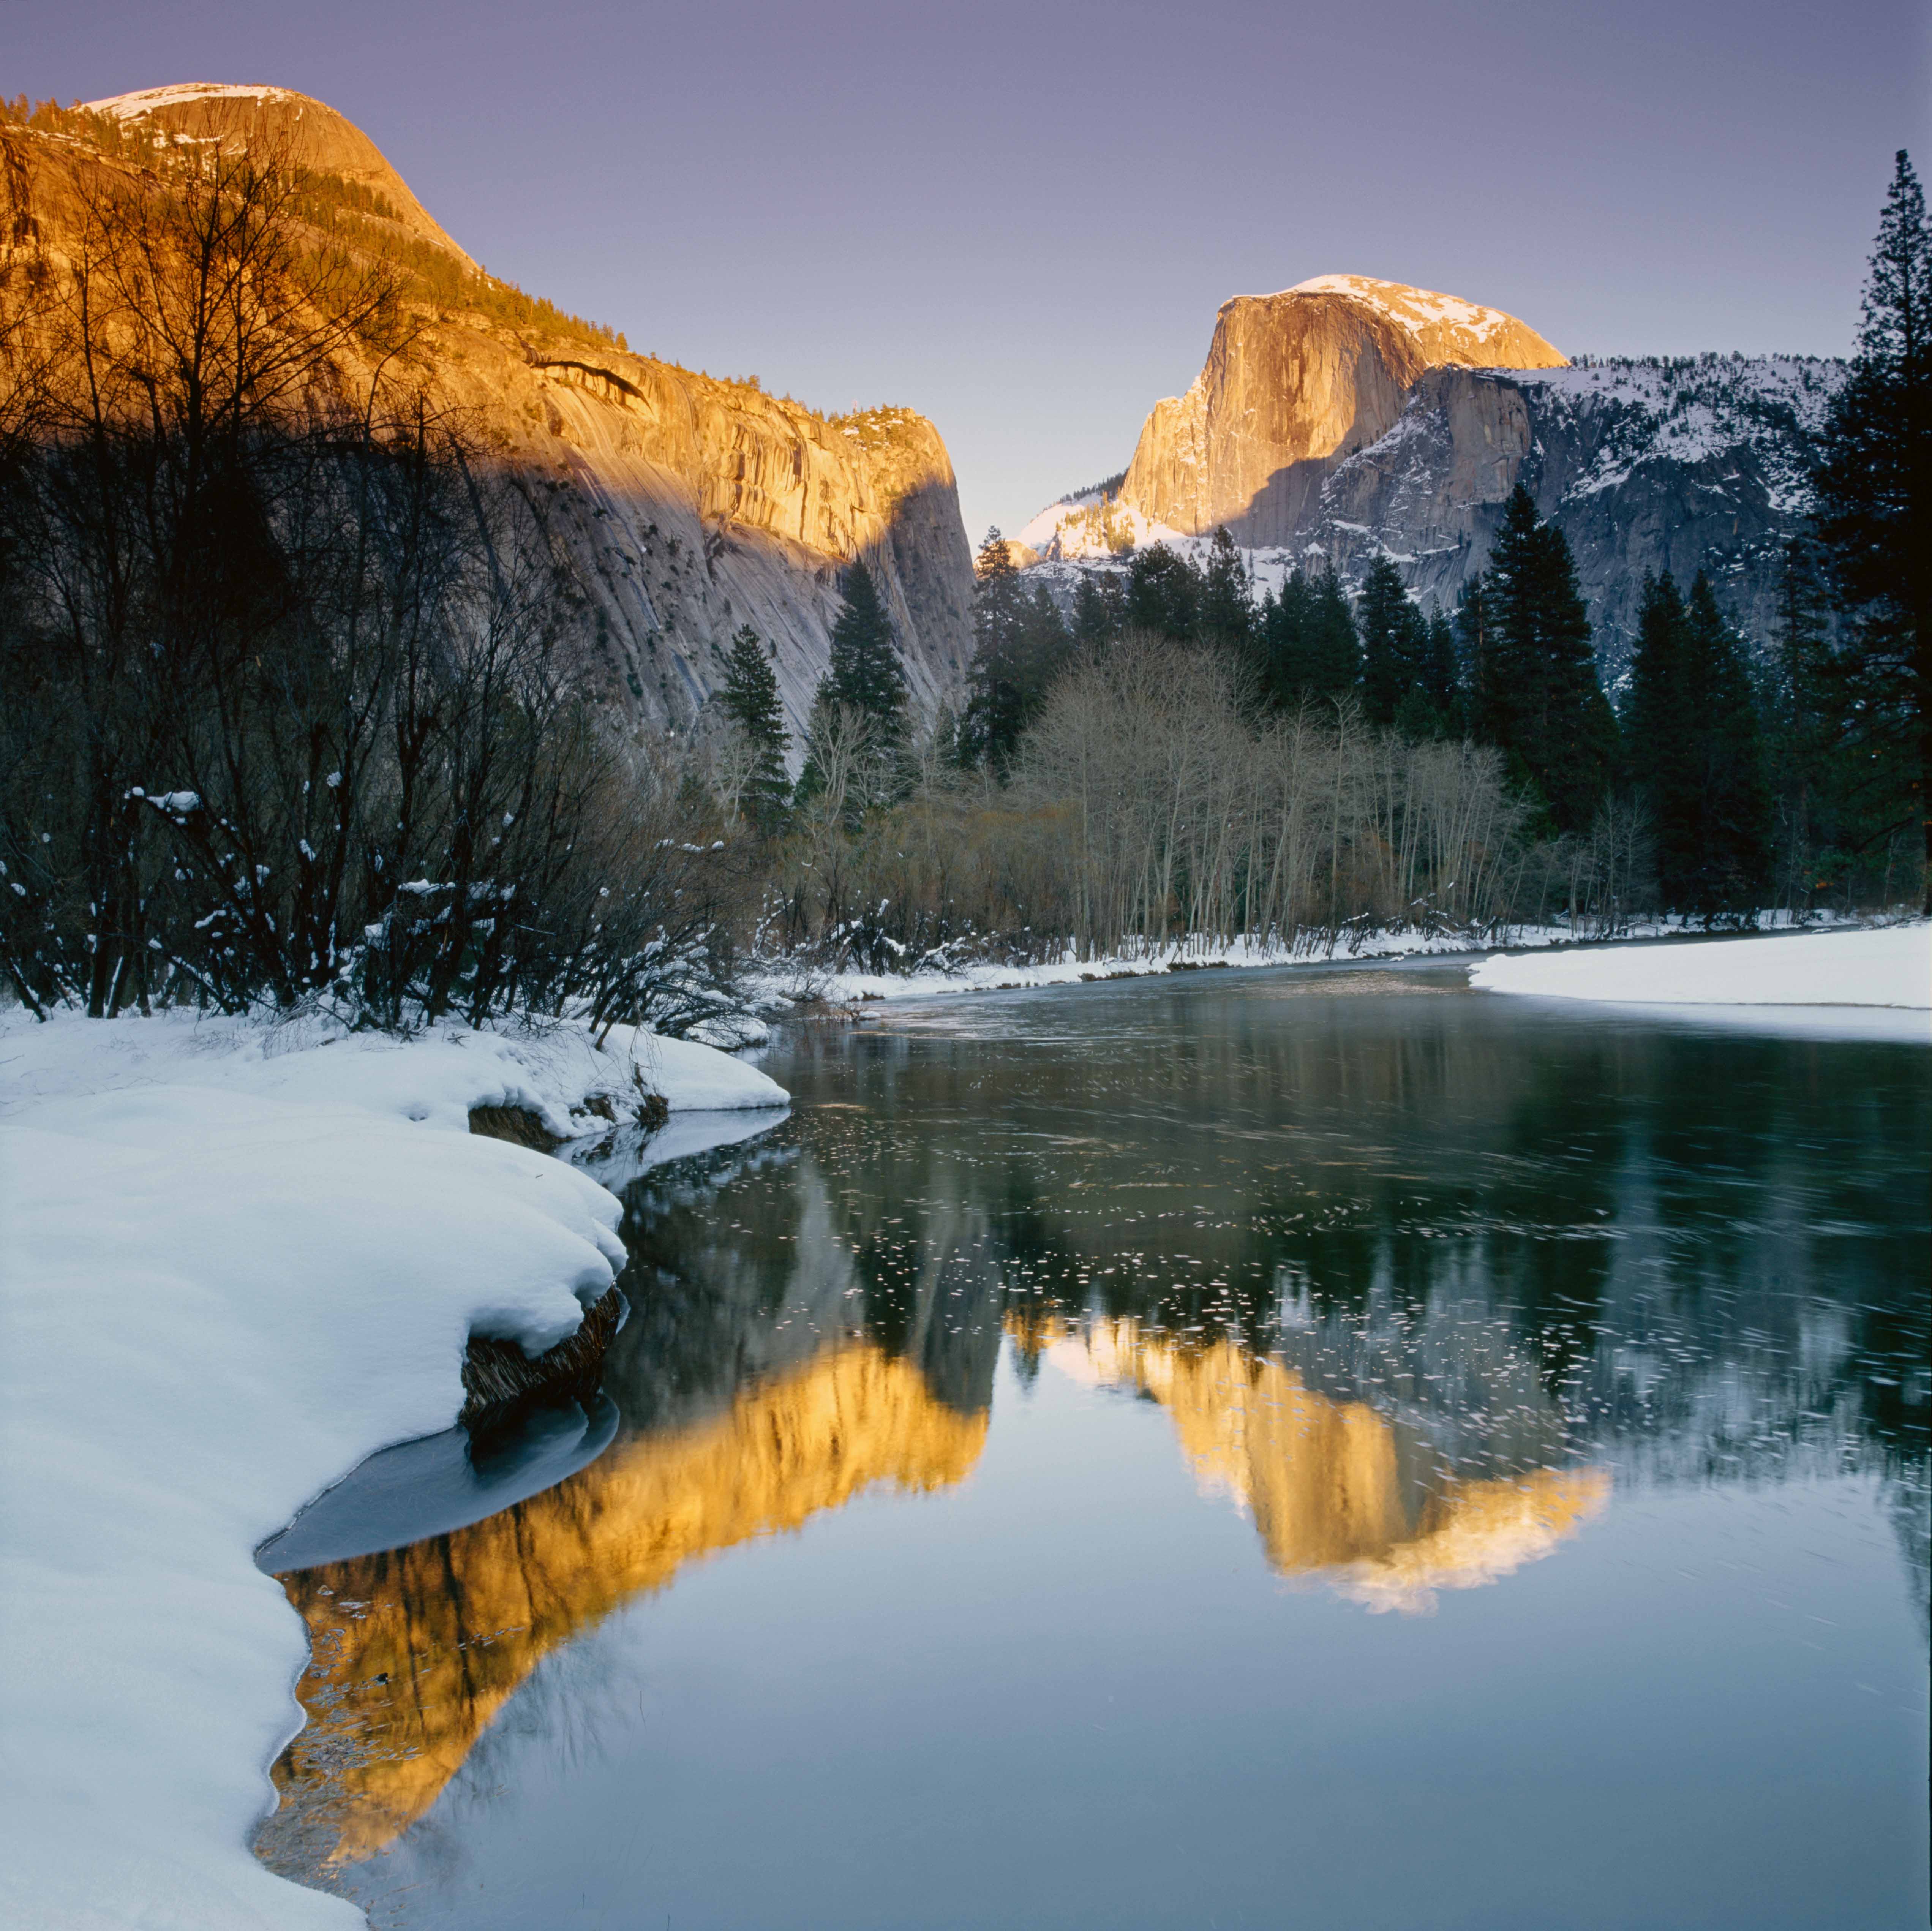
[
  {"xmin": 1513, "ymin": 356, "xmax": 1839, "ymax": 515},
  {"xmin": 1274, "ymin": 275, "xmax": 1551, "ymax": 356},
  {"xmin": 86, "ymin": 82, "xmax": 299, "ymax": 117},
  {"xmin": 1284, "ymin": 273, "xmax": 1510, "ymax": 340}
]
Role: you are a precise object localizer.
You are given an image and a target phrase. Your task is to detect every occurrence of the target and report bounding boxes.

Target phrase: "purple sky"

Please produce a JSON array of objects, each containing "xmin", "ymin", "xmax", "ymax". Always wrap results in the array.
[{"xmin": 14, "ymin": 0, "xmax": 1929, "ymax": 539}]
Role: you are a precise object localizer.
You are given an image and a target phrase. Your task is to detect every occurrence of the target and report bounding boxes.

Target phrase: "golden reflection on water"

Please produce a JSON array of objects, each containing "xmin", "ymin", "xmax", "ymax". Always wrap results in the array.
[
  {"xmin": 1041, "ymin": 1317, "xmax": 1608, "ymax": 1613},
  {"xmin": 265, "ymin": 1341, "xmax": 986, "ymax": 1869},
  {"xmin": 267, "ymin": 1322, "xmax": 1604, "ymax": 1873}
]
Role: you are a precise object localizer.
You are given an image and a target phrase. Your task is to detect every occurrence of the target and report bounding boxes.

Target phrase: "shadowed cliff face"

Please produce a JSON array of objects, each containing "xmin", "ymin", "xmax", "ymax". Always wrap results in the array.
[
  {"xmin": 4, "ymin": 90, "xmax": 976, "ymax": 740},
  {"xmin": 471, "ymin": 356, "xmax": 974, "ymax": 738},
  {"xmin": 1119, "ymin": 276, "xmax": 1566, "ymax": 544},
  {"xmin": 1302, "ymin": 357, "xmax": 1838, "ymax": 679}
]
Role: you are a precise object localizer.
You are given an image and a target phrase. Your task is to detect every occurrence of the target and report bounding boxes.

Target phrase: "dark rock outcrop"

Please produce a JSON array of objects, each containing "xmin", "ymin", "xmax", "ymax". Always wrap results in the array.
[{"xmin": 460, "ymin": 1284, "xmax": 626, "ymax": 1420}]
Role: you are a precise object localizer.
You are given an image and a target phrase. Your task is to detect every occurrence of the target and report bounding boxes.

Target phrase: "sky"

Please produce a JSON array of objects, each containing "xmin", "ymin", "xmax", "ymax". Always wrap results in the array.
[{"xmin": 14, "ymin": 0, "xmax": 1929, "ymax": 539}]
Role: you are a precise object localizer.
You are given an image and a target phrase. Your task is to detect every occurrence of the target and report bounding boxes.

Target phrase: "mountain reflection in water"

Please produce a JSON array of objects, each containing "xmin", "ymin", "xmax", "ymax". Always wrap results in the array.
[
  {"xmin": 258, "ymin": 970, "xmax": 1929, "ymax": 1927},
  {"xmin": 265, "ymin": 1338, "xmax": 985, "ymax": 1867},
  {"xmin": 1042, "ymin": 1321, "xmax": 1608, "ymax": 1611}
]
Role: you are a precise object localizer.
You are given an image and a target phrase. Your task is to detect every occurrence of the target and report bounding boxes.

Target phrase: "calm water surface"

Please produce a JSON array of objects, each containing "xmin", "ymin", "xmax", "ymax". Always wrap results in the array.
[{"xmin": 262, "ymin": 964, "xmax": 1930, "ymax": 1930}]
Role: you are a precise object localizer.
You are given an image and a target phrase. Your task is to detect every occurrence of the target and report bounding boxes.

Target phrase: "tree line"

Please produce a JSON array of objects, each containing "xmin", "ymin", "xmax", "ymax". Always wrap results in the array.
[{"xmin": 696, "ymin": 151, "xmax": 1925, "ymax": 967}]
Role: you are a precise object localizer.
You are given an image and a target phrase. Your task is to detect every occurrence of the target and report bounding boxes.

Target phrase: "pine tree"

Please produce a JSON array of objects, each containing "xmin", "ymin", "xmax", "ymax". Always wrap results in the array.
[
  {"xmin": 1758, "ymin": 540, "xmax": 1834, "ymax": 903},
  {"xmin": 819, "ymin": 558, "xmax": 908, "ymax": 739},
  {"xmin": 798, "ymin": 559, "xmax": 911, "ymax": 824},
  {"xmin": 1813, "ymin": 149, "xmax": 1931, "ymax": 905},
  {"xmin": 1627, "ymin": 573, "xmax": 1700, "ymax": 898},
  {"xmin": 1123, "ymin": 545, "xmax": 1199, "ymax": 640},
  {"xmin": 1453, "ymin": 580, "xmax": 1487, "ymax": 720},
  {"xmin": 1357, "ymin": 557, "xmax": 1426, "ymax": 726},
  {"xmin": 1197, "ymin": 526, "xmax": 1253, "ymax": 652},
  {"xmin": 718, "ymin": 624, "xmax": 787, "ymax": 746},
  {"xmin": 1474, "ymin": 485, "xmax": 1617, "ymax": 835},
  {"xmin": 970, "ymin": 526, "xmax": 1032, "ymax": 674},
  {"xmin": 1627, "ymin": 573, "xmax": 1769, "ymax": 914},
  {"xmin": 1417, "ymin": 606, "xmax": 1461, "ymax": 730},
  {"xmin": 716, "ymin": 626, "xmax": 791, "ymax": 832},
  {"xmin": 960, "ymin": 545, "xmax": 1071, "ymax": 774},
  {"xmin": 1683, "ymin": 574, "xmax": 1772, "ymax": 912},
  {"xmin": 1071, "ymin": 574, "xmax": 1122, "ymax": 653},
  {"xmin": 1306, "ymin": 570, "xmax": 1361, "ymax": 700},
  {"xmin": 1251, "ymin": 567, "xmax": 1359, "ymax": 712}
]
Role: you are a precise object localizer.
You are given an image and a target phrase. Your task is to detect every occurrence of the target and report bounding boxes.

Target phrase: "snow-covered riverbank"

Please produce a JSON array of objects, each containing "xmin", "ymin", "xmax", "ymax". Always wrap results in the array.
[
  {"xmin": 0, "ymin": 1011, "xmax": 787, "ymax": 1930},
  {"xmin": 772, "ymin": 913, "xmax": 1883, "ymax": 1009},
  {"xmin": 1469, "ymin": 924, "xmax": 1930, "ymax": 1029}
]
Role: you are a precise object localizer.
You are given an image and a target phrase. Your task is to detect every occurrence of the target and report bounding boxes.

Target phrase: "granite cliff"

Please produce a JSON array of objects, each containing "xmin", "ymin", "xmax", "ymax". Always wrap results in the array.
[
  {"xmin": 4, "ymin": 86, "xmax": 975, "ymax": 743},
  {"xmin": 87, "ymin": 82, "xmax": 479, "ymax": 267},
  {"xmin": 1117, "ymin": 275, "xmax": 1567, "ymax": 543},
  {"xmin": 1304, "ymin": 354, "xmax": 1836, "ymax": 677},
  {"xmin": 1028, "ymin": 276, "xmax": 1836, "ymax": 679}
]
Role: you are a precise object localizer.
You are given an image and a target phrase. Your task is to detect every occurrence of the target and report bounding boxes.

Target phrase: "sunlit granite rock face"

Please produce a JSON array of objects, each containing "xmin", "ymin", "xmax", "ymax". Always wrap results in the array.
[
  {"xmin": 262, "ymin": 1343, "xmax": 987, "ymax": 1869},
  {"xmin": 84, "ymin": 83, "xmax": 479, "ymax": 266},
  {"xmin": 1118, "ymin": 276, "xmax": 1567, "ymax": 544},
  {"xmin": 5, "ymin": 90, "xmax": 976, "ymax": 743},
  {"xmin": 1041, "ymin": 275, "xmax": 1836, "ymax": 678}
]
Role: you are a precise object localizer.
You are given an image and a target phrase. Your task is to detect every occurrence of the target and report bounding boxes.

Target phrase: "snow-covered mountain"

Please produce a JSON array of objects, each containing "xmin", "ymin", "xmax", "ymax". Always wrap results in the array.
[{"xmin": 1024, "ymin": 275, "xmax": 1839, "ymax": 679}]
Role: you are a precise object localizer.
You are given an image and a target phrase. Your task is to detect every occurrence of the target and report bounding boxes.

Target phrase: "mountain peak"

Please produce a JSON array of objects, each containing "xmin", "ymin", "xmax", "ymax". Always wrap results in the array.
[
  {"xmin": 86, "ymin": 82, "xmax": 301, "ymax": 115},
  {"xmin": 1112, "ymin": 274, "xmax": 1567, "ymax": 542},
  {"xmin": 81, "ymin": 81, "xmax": 476, "ymax": 269},
  {"xmin": 1273, "ymin": 273, "xmax": 1565, "ymax": 365}
]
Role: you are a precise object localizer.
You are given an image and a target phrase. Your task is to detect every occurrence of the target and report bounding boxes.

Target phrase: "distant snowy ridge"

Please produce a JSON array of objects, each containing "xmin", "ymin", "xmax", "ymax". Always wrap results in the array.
[{"xmin": 1019, "ymin": 348, "xmax": 1841, "ymax": 680}]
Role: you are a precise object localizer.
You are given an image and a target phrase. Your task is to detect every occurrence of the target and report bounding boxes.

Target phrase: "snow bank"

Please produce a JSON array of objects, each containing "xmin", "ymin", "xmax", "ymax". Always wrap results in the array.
[
  {"xmin": 755, "ymin": 921, "xmax": 1833, "ymax": 1010},
  {"xmin": 1, "ymin": 1006, "xmax": 788, "ymax": 1130},
  {"xmin": 591, "ymin": 1022, "xmax": 788, "ymax": 1112},
  {"xmin": 1469, "ymin": 925, "xmax": 1930, "ymax": 1014},
  {"xmin": 0, "ymin": 1010, "xmax": 787, "ymax": 1930}
]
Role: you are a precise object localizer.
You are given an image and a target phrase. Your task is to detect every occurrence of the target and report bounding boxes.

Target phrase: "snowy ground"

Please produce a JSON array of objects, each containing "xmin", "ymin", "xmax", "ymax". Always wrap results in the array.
[
  {"xmin": 0, "ymin": 1009, "xmax": 787, "ymax": 1931},
  {"xmin": 1470, "ymin": 924, "xmax": 1930, "ymax": 1039},
  {"xmin": 762, "ymin": 915, "xmax": 1868, "ymax": 1009}
]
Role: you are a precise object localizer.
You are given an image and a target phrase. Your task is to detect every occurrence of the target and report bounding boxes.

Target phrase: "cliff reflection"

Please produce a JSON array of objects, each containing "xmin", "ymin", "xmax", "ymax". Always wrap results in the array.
[
  {"xmin": 261, "ymin": 986, "xmax": 1926, "ymax": 1888},
  {"xmin": 264, "ymin": 1340, "xmax": 986, "ymax": 1870},
  {"xmin": 1041, "ymin": 1317, "xmax": 1607, "ymax": 1612}
]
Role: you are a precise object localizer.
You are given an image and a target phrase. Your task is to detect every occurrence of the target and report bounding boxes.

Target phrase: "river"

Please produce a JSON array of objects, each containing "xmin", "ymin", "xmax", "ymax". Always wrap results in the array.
[{"xmin": 257, "ymin": 961, "xmax": 1931, "ymax": 1930}]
